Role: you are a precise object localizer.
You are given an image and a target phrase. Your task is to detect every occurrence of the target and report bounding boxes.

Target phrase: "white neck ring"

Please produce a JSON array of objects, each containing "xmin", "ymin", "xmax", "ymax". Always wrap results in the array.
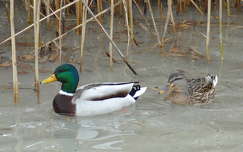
[{"xmin": 59, "ymin": 90, "xmax": 74, "ymax": 96}]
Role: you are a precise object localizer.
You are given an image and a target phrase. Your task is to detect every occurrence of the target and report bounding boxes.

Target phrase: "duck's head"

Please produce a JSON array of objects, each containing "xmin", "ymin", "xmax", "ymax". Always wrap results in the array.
[
  {"xmin": 41, "ymin": 64, "xmax": 79, "ymax": 93},
  {"xmin": 205, "ymin": 74, "xmax": 218, "ymax": 88}
]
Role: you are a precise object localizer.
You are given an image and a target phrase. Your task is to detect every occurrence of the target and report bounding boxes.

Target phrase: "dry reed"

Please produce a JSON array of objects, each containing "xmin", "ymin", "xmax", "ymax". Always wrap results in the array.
[
  {"xmin": 44, "ymin": 0, "xmax": 51, "ymax": 27},
  {"xmin": 219, "ymin": 0, "xmax": 224, "ymax": 61},
  {"xmin": 147, "ymin": 0, "xmax": 162, "ymax": 46},
  {"xmin": 190, "ymin": 0, "xmax": 204, "ymax": 15},
  {"xmin": 122, "ymin": 0, "xmax": 131, "ymax": 57},
  {"xmin": 76, "ymin": 1, "xmax": 82, "ymax": 34},
  {"xmin": 80, "ymin": 0, "xmax": 137, "ymax": 75},
  {"xmin": 109, "ymin": 0, "xmax": 114, "ymax": 68},
  {"xmin": 206, "ymin": 0, "xmax": 211, "ymax": 61},
  {"xmin": 79, "ymin": 0, "xmax": 88, "ymax": 72},
  {"xmin": 162, "ymin": 0, "xmax": 173, "ymax": 46},
  {"xmin": 10, "ymin": 0, "xmax": 19, "ymax": 103},
  {"xmin": 0, "ymin": 0, "xmax": 81, "ymax": 46},
  {"xmin": 33, "ymin": 0, "xmax": 40, "ymax": 97},
  {"xmin": 226, "ymin": 0, "xmax": 230, "ymax": 16},
  {"xmin": 128, "ymin": 0, "xmax": 134, "ymax": 44},
  {"xmin": 97, "ymin": 0, "xmax": 103, "ymax": 23},
  {"xmin": 58, "ymin": 0, "xmax": 64, "ymax": 63}
]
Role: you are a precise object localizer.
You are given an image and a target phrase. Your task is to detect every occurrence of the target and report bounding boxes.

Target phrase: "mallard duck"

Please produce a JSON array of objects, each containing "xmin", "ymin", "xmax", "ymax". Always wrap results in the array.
[
  {"xmin": 162, "ymin": 70, "xmax": 218, "ymax": 104},
  {"xmin": 41, "ymin": 64, "xmax": 147, "ymax": 116}
]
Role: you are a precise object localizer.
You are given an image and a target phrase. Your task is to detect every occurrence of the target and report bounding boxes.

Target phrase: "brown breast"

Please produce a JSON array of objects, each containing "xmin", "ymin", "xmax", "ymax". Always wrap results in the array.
[{"xmin": 53, "ymin": 94, "xmax": 76, "ymax": 116}]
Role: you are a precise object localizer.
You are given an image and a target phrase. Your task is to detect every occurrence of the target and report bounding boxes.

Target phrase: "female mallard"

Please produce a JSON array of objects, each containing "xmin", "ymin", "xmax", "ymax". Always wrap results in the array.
[
  {"xmin": 41, "ymin": 64, "xmax": 147, "ymax": 116},
  {"xmin": 162, "ymin": 70, "xmax": 218, "ymax": 104}
]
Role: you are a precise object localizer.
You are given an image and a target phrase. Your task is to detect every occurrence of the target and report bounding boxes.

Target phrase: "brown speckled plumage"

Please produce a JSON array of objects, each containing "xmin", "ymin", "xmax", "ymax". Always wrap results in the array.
[{"xmin": 165, "ymin": 71, "xmax": 217, "ymax": 104}]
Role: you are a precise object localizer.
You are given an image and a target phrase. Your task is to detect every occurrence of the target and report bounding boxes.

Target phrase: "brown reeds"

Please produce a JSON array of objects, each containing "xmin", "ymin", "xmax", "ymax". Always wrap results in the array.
[
  {"xmin": 10, "ymin": 0, "xmax": 19, "ymax": 103},
  {"xmin": 190, "ymin": 0, "xmax": 204, "ymax": 15},
  {"xmin": 158, "ymin": 0, "xmax": 163, "ymax": 18},
  {"xmin": 162, "ymin": 0, "xmax": 173, "ymax": 46},
  {"xmin": 109, "ymin": 0, "xmax": 114, "ymax": 68},
  {"xmin": 44, "ymin": 1, "xmax": 123, "ymax": 50},
  {"xmin": 76, "ymin": 1, "xmax": 83, "ymax": 34},
  {"xmin": 24, "ymin": 0, "xmax": 33, "ymax": 23},
  {"xmin": 122, "ymin": 0, "xmax": 131, "ymax": 56},
  {"xmin": 206, "ymin": 0, "xmax": 211, "ymax": 61},
  {"xmin": 58, "ymin": 0, "xmax": 64, "ymax": 63},
  {"xmin": 79, "ymin": 0, "xmax": 88, "ymax": 72},
  {"xmin": 33, "ymin": 0, "xmax": 41, "ymax": 98},
  {"xmin": 44, "ymin": 0, "xmax": 51, "ymax": 27},
  {"xmin": 226, "ymin": 0, "xmax": 230, "ymax": 16},
  {"xmin": 219, "ymin": 0, "xmax": 224, "ymax": 61},
  {"xmin": 128, "ymin": 0, "xmax": 134, "ymax": 44},
  {"xmin": 80, "ymin": 0, "xmax": 137, "ymax": 75},
  {"xmin": 0, "ymin": 0, "xmax": 81, "ymax": 46},
  {"xmin": 147, "ymin": 0, "xmax": 162, "ymax": 46},
  {"xmin": 97, "ymin": 0, "xmax": 103, "ymax": 23}
]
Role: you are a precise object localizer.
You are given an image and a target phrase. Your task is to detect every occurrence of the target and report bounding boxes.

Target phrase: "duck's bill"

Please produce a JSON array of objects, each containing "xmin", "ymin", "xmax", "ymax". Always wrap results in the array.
[
  {"xmin": 41, "ymin": 74, "xmax": 57, "ymax": 84},
  {"xmin": 152, "ymin": 86, "xmax": 168, "ymax": 94}
]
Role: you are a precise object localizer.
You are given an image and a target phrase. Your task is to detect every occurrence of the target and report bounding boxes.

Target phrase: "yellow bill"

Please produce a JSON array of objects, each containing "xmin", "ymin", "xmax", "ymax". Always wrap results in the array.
[
  {"xmin": 151, "ymin": 87, "xmax": 165, "ymax": 94},
  {"xmin": 41, "ymin": 74, "xmax": 57, "ymax": 84}
]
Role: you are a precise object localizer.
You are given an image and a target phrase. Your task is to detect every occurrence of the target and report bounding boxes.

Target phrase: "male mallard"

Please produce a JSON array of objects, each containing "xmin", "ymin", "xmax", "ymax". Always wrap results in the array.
[
  {"xmin": 41, "ymin": 64, "xmax": 147, "ymax": 116},
  {"xmin": 162, "ymin": 70, "xmax": 218, "ymax": 104}
]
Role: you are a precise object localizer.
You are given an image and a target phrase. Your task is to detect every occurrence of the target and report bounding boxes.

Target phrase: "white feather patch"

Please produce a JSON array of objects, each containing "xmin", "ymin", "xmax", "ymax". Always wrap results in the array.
[
  {"xmin": 59, "ymin": 90, "xmax": 74, "ymax": 96},
  {"xmin": 133, "ymin": 87, "xmax": 147, "ymax": 98},
  {"xmin": 75, "ymin": 95, "xmax": 135, "ymax": 116}
]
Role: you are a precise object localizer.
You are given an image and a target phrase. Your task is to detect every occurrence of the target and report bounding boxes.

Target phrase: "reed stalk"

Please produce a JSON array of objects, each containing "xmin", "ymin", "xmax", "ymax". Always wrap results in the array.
[
  {"xmin": 158, "ymin": 0, "xmax": 163, "ymax": 19},
  {"xmin": 55, "ymin": 0, "xmax": 61, "ymax": 36},
  {"xmin": 128, "ymin": 0, "xmax": 134, "ymax": 43},
  {"xmin": 97, "ymin": 0, "xmax": 103, "ymax": 23},
  {"xmin": 10, "ymin": 0, "xmax": 19, "ymax": 103},
  {"xmin": 65, "ymin": 0, "xmax": 72, "ymax": 15},
  {"xmin": 4, "ymin": 1, "xmax": 10, "ymax": 23},
  {"xmin": 147, "ymin": 0, "xmax": 162, "ymax": 46},
  {"xmin": 44, "ymin": 0, "xmax": 51, "ymax": 28},
  {"xmin": 226, "ymin": 0, "xmax": 230, "ymax": 16},
  {"xmin": 190, "ymin": 0, "xmax": 204, "ymax": 15},
  {"xmin": 81, "ymin": 0, "xmax": 137, "ymax": 75},
  {"xmin": 79, "ymin": 0, "xmax": 88, "ymax": 72},
  {"xmin": 161, "ymin": 0, "xmax": 171, "ymax": 45},
  {"xmin": 58, "ymin": 0, "xmax": 64, "ymax": 63},
  {"xmin": 33, "ymin": 0, "xmax": 41, "ymax": 97},
  {"xmin": 109, "ymin": 0, "xmax": 114, "ymax": 68},
  {"xmin": 219, "ymin": 0, "xmax": 224, "ymax": 61},
  {"xmin": 168, "ymin": 0, "xmax": 176, "ymax": 32},
  {"xmin": 122, "ymin": 0, "xmax": 131, "ymax": 56},
  {"xmin": 132, "ymin": 0, "xmax": 150, "ymax": 27},
  {"xmin": 206, "ymin": 0, "xmax": 211, "ymax": 61},
  {"xmin": 76, "ymin": 1, "xmax": 83, "ymax": 34},
  {"xmin": 25, "ymin": 0, "xmax": 33, "ymax": 23}
]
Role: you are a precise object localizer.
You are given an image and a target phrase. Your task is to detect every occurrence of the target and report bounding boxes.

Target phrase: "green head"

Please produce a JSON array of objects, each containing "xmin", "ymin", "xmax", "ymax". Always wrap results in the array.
[{"xmin": 41, "ymin": 64, "xmax": 79, "ymax": 93}]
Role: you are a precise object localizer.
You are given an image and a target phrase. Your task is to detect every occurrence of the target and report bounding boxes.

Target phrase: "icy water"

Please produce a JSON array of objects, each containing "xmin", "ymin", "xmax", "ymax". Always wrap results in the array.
[{"xmin": 1, "ymin": 2, "xmax": 243, "ymax": 152}]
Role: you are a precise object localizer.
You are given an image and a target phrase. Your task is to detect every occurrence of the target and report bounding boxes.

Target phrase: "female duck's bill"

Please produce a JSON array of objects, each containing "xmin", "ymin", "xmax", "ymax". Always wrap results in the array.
[{"xmin": 41, "ymin": 64, "xmax": 147, "ymax": 116}]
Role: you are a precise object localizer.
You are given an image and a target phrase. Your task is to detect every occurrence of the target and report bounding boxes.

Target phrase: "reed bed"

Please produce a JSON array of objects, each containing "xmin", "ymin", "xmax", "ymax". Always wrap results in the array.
[{"xmin": 1, "ymin": 0, "xmax": 243, "ymax": 103}]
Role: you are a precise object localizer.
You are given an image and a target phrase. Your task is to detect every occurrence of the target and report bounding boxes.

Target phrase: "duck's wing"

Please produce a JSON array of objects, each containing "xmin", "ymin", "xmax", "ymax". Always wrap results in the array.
[{"xmin": 72, "ymin": 82, "xmax": 137, "ymax": 102}]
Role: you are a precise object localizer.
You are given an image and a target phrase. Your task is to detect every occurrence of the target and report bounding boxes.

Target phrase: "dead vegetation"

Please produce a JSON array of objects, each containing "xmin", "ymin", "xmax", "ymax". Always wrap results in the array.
[{"xmin": 0, "ymin": 0, "xmax": 243, "ymax": 103}]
